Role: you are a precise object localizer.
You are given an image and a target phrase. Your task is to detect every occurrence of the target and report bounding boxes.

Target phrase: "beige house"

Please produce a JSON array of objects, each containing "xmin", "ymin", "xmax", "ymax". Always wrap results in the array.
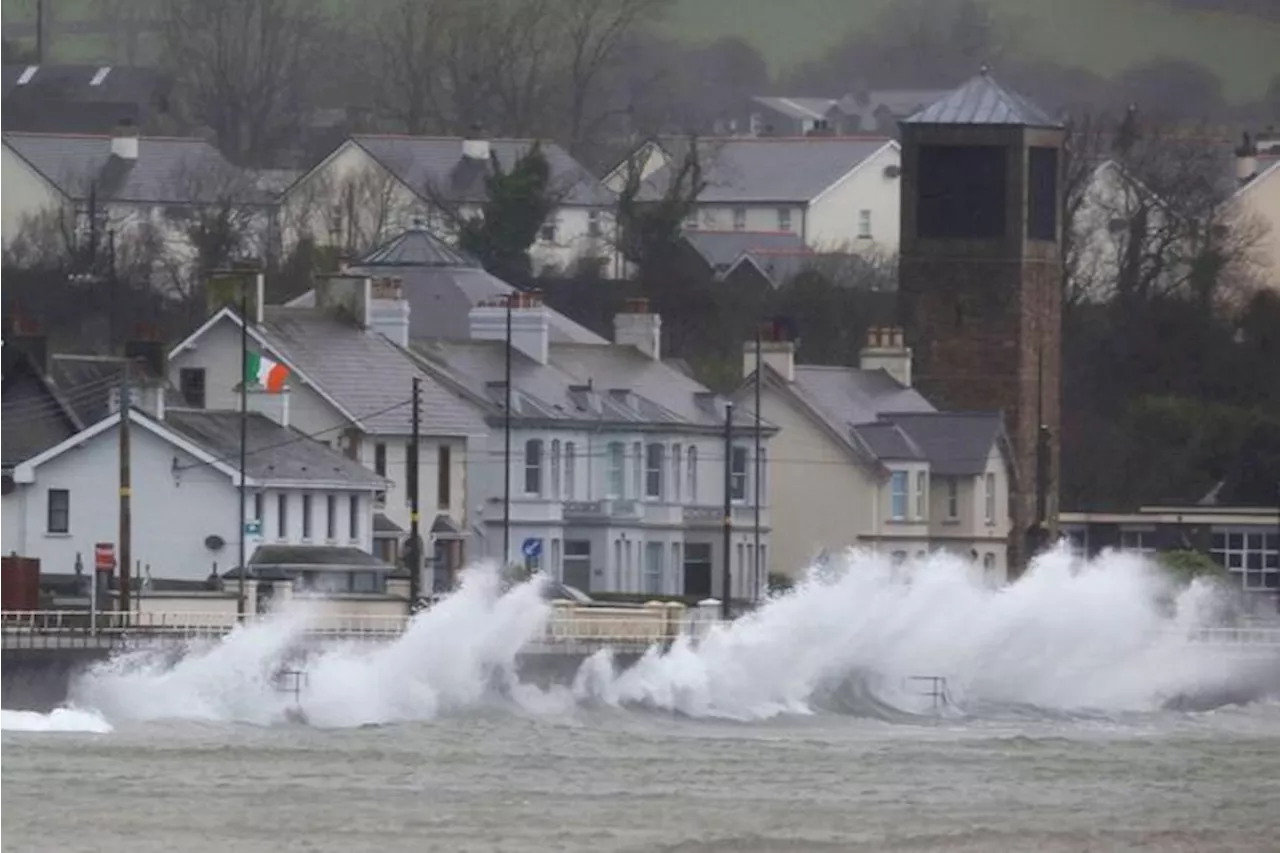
[
  {"xmin": 1233, "ymin": 155, "xmax": 1280, "ymax": 290},
  {"xmin": 733, "ymin": 327, "xmax": 1014, "ymax": 583}
]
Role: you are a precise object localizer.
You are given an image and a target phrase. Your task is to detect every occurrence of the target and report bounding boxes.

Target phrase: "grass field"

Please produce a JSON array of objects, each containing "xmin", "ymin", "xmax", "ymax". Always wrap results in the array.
[{"xmin": 4, "ymin": 0, "xmax": 1277, "ymax": 102}]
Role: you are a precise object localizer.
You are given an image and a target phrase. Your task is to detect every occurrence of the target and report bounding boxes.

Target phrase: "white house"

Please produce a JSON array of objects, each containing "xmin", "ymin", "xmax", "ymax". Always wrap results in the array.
[
  {"xmin": 1, "ymin": 126, "xmax": 273, "ymax": 273},
  {"xmin": 279, "ymin": 134, "xmax": 620, "ymax": 278},
  {"xmin": 165, "ymin": 271, "xmax": 490, "ymax": 591},
  {"xmin": 606, "ymin": 135, "xmax": 902, "ymax": 255},
  {"xmin": 2, "ymin": 405, "xmax": 390, "ymax": 588},
  {"xmin": 732, "ymin": 327, "xmax": 1014, "ymax": 584},
  {"xmin": 411, "ymin": 296, "xmax": 777, "ymax": 603}
]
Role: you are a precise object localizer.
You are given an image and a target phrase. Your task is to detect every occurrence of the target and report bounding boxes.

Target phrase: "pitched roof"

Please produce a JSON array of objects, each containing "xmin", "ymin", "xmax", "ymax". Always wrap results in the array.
[
  {"xmin": 2, "ymin": 65, "xmax": 171, "ymax": 135},
  {"xmin": 414, "ymin": 339, "xmax": 760, "ymax": 431},
  {"xmin": 248, "ymin": 544, "xmax": 391, "ymax": 571},
  {"xmin": 289, "ymin": 227, "xmax": 606, "ymax": 345},
  {"xmin": 683, "ymin": 230, "xmax": 806, "ymax": 269},
  {"xmin": 751, "ymin": 96, "xmax": 838, "ymax": 121},
  {"xmin": 904, "ymin": 72, "xmax": 1061, "ymax": 128},
  {"xmin": 256, "ymin": 306, "xmax": 487, "ymax": 436},
  {"xmin": 3, "ymin": 131, "xmax": 262, "ymax": 204},
  {"xmin": 46, "ymin": 353, "xmax": 169, "ymax": 426},
  {"xmin": 1, "ymin": 353, "xmax": 80, "ymax": 468},
  {"xmin": 163, "ymin": 410, "xmax": 388, "ymax": 487},
  {"xmin": 851, "ymin": 420, "xmax": 927, "ymax": 462},
  {"xmin": 641, "ymin": 136, "xmax": 894, "ymax": 203},
  {"xmin": 790, "ymin": 365, "xmax": 935, "ymax": 436},
  {"xmin": 878, "ymin": 411, "xmax": 1006, "ymax": 476},
  {"xmin": 349, "ymin": 135, "xmax": 614, "ymax": 206}
]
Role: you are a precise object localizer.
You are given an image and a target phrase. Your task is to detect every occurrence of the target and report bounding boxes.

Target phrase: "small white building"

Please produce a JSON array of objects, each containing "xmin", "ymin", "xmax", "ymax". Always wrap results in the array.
[
  {"xmin": 2, "ymin": 406, "xmax": 389, "ymax": 588},
  {"xmin": 606, "ymin": 136, "xmax": 902, "ymax": 255},
  {"xmin": 732, "ymin": 327, "xmax": 1014, "ymax": 584},
  {"xmin": 279, "ymin": 134, "xmax": 619, "ymax": 278}
]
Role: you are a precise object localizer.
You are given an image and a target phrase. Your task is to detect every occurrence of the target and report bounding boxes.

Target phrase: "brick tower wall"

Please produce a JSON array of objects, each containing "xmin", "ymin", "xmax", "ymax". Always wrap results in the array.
[{"xmin": 898, "ymin": 124, "xmax": 1064, "ymax": 576}]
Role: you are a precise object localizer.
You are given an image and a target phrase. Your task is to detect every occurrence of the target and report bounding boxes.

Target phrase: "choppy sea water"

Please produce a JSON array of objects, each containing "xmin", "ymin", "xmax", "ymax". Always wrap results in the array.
[
  {"xmin": 4, "ymin": 549, "xmax": 1280, "ymax": 851},
  {"xmin": 4, "ymin": 707, "xmax": 1280, "ymax": 853}
]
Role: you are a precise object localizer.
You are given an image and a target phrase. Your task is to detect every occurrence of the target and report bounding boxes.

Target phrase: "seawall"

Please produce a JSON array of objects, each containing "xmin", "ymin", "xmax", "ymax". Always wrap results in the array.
[{"xmin": 1, "ymin": 645, "xmax": 640, "ymax": 712}]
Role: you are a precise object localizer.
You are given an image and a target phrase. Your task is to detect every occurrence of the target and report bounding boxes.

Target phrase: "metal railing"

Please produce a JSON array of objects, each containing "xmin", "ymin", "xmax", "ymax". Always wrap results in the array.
[{"xmin": 4, "ymin": 611, "xmax": 1279, "ymax": 650}]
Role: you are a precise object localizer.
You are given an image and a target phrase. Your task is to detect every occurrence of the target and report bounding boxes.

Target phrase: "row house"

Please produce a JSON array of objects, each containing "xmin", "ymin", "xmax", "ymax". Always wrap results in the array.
[
  {"xmin": 413, "ymin": 297, "xmax": 776, "ymax": 603},
  {"xmin": 606, "ymin": 135, "xmax": 902, "ymax": 256},
  {"xmin": 279, "ymin": 133, "xmax": 620, "ymax": 278},
  {"xmin": 1, "ymin": 125, "xmax": 275, "ymax": 269},
  {"xmin": 165, "ymin": 270, "xmax": 488, "ymax": 592},
  {"xmin": 732, "ymin": 326, "xmax": 1014, "ymax": 584}
]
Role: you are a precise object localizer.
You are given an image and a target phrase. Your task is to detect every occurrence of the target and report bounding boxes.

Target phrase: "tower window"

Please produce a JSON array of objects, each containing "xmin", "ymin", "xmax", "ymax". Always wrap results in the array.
[
  {"xmin": 1028, "ymin": 147, "xmax": 1059, "ymax": 240},
  {"xmin": 917, "ymin": 144, "xmax": 1007, "ymax": 240}
]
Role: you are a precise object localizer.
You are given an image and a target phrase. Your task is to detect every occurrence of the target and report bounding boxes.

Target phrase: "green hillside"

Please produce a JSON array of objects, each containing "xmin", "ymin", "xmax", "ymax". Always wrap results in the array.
[
  {"xmin": 4, "ymin": 0, "xmax": 1276, "ymax": 102},
  {"xmin": 664, "ymin": 0, "xmax": 1280, "ymax": 102}
]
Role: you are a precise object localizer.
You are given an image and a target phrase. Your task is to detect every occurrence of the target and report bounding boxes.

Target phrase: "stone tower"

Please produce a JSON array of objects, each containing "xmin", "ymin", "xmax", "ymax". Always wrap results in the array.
[{"xmin": 897, "ymin": 71, "xmax": 1065, "ymax": 576}]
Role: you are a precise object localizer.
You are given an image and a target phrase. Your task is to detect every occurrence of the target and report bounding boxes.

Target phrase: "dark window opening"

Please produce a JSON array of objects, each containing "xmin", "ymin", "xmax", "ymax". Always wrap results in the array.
[
  {"xmin": 47, "ymin": 489, "xmax": 70, "ymax": 533},
  {"xmin": 437, "ymin": 445, "xmax": 452, "ymax": 509},
  {"xmin": 1028, "ymin": 146, "xmax": 1059, "ymax": 240},
  {"xmin": 917, "ymin": 144, "xmax": 1007, "ymax": 240},
  {"xmin": 179, "ymin": 368, "xmax": 206, "ymax": 408},
  {"xmin": 374, "ymin": 443, "xmax": 387, "ymax": 477}
]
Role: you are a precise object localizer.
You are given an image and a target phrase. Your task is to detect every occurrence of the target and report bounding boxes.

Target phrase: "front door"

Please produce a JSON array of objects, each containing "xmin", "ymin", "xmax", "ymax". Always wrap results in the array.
[{"xmin": 683, "ymin": 543, "xmax": 712, "ymax": 598}]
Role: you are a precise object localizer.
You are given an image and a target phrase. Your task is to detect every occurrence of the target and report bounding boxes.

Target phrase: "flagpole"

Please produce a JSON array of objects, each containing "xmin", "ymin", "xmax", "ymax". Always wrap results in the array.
[{"xmin": 238, "ymin": 283, "xmax": 249, "ymax": 619}]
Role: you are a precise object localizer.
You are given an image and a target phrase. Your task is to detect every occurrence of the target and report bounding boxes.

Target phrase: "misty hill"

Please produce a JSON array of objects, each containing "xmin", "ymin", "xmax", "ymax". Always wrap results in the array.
[{"xmin": 665, "ymin": 0, "xmax": 1279, "ymax": 103}]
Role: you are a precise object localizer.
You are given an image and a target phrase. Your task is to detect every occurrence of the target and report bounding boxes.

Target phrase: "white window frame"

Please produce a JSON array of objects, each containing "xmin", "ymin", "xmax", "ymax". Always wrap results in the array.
[
  {"xmin": 915, "ymin": 470, "xmax": 928, "ymax": 520},
  {"xmin": 687, "ymin": 446, "xmax": 698, "ymax": 502},
  {"xmin": 606, "ymin": 442, "xmax": 625, "ymax": 498},
  {"xmin": 733, "ymin": 207, "xmax": 747, "ymax": 230},
  {"xmin": 946, "ymin": 477, "xmax": 959, "ymax": 519},
  {"xmin": 729, "ymin": 446, "xmax": 749, "ymax": 503},
  {"xmin": 777, "ymin": 207, "xmax": 792, "ymax": 231},
  {"xmin": 857, "ymin": 209, "xmax": 872, "ymax": 238},
  {"xmin": 550, "ymin": 439, "xmax": 562, "ymax": 499},
  {"xmin": 645, "ymin": 442, "xmax": 665, "ymax": 500},
  {"xmin": 564, "ymin": 442, "xmax": 576, "ymax": 500},
  {"xmin": 524, "ymin": 439, "xmax": 543, "ymax": 496},
  {"xmin": 890, "ymin": 471, "xmax": 908, "ymax": 521},
  {"xmin": 672, "ymin": 443, "xmax": 683, "ymax": 502},
  {"xmin": 984, "ymin": 472, "xmax": 996, "ymax": 525}
]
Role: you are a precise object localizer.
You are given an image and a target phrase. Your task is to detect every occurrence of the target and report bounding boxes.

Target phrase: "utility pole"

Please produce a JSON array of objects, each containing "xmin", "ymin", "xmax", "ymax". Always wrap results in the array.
[
  {"xmin": 753, "ymin": 326, "xmax": 762, "ymax": 603},
  {"xmin": 502, "ymin": 293, "xmax": 513, "ymax": 567},
  {"xmin": 237, "ymin": 285, "xmax": 249, "ymax": 618},
  {"xmin": 118, "ymin": 358, "xmax": 132, "ymax": 617},
  {"xmin": 35, "ymin": 0, "xmax": 44, "ymax": 64},
  {"xmin": 408, "ymin": 376, "xmax": 422, "ymax": 610},
  {"xmin": 722, "ymin": 401, "xmax": 734, "ymax": 621}
]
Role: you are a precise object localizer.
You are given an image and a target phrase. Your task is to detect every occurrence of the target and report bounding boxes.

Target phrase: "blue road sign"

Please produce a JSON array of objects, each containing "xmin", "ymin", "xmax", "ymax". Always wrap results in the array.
[
  {"xmin": 521, "ymin": 538, "xmax": 543, "ymax": 559},
  {"xmin": 244, "ymin": 520, "xmax": 262, "ymax": 536}
]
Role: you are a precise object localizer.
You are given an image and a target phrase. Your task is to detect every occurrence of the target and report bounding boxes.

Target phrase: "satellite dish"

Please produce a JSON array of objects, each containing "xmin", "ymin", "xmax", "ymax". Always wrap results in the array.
[
  {"xmin": 883, "ymin": 164, "xmax": 901, "ymax": 179},
  {"xmin": 205, "ymin": 534, "xmax": 226, "ymax": 551}
]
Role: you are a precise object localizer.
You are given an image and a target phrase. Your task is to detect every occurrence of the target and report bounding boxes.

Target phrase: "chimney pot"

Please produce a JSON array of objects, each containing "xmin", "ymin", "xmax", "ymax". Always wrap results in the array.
[
  {"xmin": 859, "ymin": 325, "xmax": 912, "ymax": 387},
  {"xmin": 613, "ymin": 301, "xmax": 661, "ymax": 360},
  {"xmin": 111, "ymin": 118, "xmax": 139, "ymax": 161}
]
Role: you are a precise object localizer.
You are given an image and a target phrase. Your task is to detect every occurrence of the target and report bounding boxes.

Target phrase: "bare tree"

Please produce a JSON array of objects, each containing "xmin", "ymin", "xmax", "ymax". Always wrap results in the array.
[
  {"xmin": 557, "ymin": 0, "xmax": 671, "ymax": 154},
  {"xmin": 159, "ymin": 0, "xmax": 324, "ymax": 165}
]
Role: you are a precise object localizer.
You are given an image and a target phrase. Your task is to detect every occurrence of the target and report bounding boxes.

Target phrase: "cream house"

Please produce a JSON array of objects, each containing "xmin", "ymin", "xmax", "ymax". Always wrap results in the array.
[
  {"xmin": 279, "ymin": 134, "xmax": 619, "ymax": 278},
  {"xmin": 1233, "ymin": 155, "xmax": 1280, "ymax": 290},
  {"xmin": 607, "ymin": 136, "xmax": 902, "ymax": 255},
  {"xmin": 733, "ymin": 327, "xmax": 1013, "ymax": 583}
]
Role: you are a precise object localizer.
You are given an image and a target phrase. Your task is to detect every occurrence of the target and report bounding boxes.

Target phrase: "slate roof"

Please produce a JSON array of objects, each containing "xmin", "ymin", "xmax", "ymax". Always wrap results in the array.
[
  {"xmin": 904, "ymin": 72, "xmax": 1062, "ymax": 128},
  {"xmin": 2, "ymin": 65, "xmax": 172, "ymax": 135},
  {"xmin": 790, "ymin": 365, "xmax": 935, "ymax": 437},
  {"xmin": 3, "ymin": 132, "xmax": 264, "ymax": 203},
  {"xmin": 414, "ymin": 340, "xmax": 761, "ymax": 431},
  {"xmin": 46, "ymin": 353, "xmax": 169, "ymax": 426},
  {"xmin": 1, "ymin": 355, "xmax": 80, "ymax": 468},
  {"xmin": 683, "ymin": 230, "xmax": 806, "ymax": 269},
  {"xmin": 724, "ymin": 249, "xmax": 896, "ymax": 290},
  {"xmin": 256, "ymin": 306, "xmax": 488, "ymax": 436},
  {"xmin": 349, "ymin": 135, "xmax": 614, "ymax": 206},
  {"xmin": 751, "ymin": 96, "xmax": 838, "ymax": 121},
  {"xmin": 289, "ymin": 227, "xmax": 606, "ymax": 344},
  {"xmin": 641, "ymin": 136, "xmax": 894, "ymax": 203},
  {"xmin": 877, "ymin": 412, "xmax": 1006, "ymax": 476},
  {"xmin": 248, "ymin": 544, "xmax": 391, "ymax": 571},
  {"xmin": 164, "ymin": 410, "xmax": 389, "ymax": 486},
  {"xmin": 852, "ymin": 421, "xmax": 927, "ymax": 462}
]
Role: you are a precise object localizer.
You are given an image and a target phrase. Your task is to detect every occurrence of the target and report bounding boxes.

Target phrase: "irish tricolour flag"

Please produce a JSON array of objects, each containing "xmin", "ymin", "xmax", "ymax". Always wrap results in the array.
[{"xmin": 246, "ymin": 352, "xmax": 289, "ymax": 392}]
